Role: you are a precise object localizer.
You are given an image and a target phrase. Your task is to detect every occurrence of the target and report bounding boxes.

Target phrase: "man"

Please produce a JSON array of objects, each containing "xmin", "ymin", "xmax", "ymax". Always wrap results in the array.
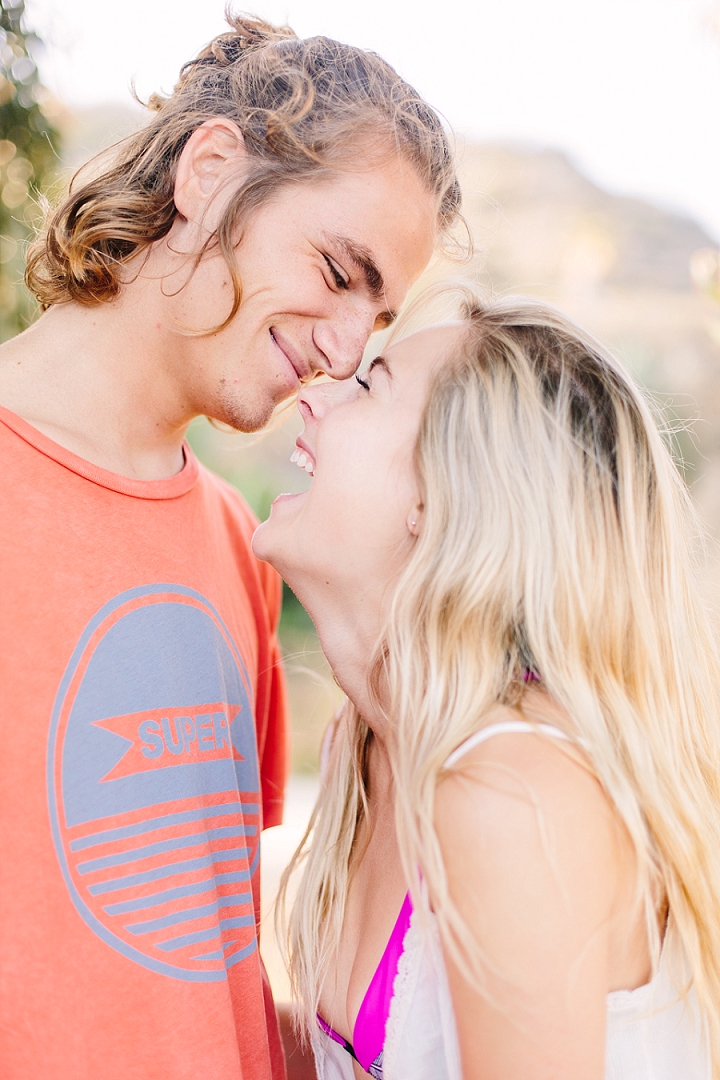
[{"xmin": 0, "ymin": 14, "xmax": 460, "ymax": 1080}]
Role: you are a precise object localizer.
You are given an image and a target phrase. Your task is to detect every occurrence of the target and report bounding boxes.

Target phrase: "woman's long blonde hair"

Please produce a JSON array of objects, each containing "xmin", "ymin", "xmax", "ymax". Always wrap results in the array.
[{"xmin": 281, "ymin": 285, "xmax": 720, "ymax": 1067}]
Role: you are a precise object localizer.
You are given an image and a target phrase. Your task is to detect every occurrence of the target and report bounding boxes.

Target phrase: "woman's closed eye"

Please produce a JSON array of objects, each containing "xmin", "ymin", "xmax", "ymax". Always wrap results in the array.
[
  {"xmin": 323, "ymin": 254, "xmax": 349, "ymax": 291},
  {"xmin": 355, "ymin": 373, "xmax": 370, "ymax": 390}
]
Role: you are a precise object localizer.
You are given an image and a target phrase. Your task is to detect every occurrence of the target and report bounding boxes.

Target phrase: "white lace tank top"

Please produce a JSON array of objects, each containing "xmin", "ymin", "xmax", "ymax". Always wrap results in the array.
[{"xmin": 313, "ymin": 720, "xmax": 711, "ymax": 1080}]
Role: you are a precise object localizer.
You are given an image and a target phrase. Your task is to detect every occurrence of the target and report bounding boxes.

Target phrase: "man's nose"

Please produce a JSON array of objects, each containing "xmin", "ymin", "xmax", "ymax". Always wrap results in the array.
[{"xmin": 312, "ymin": 306, "xmax": 377, "ymax": 381}]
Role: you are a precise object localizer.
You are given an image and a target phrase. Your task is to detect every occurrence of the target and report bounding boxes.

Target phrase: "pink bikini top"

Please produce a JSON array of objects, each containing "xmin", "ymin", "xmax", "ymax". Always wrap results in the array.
[{"xmin": 317, "ymin": 891, "xmax": 413, "ymax": 1079}]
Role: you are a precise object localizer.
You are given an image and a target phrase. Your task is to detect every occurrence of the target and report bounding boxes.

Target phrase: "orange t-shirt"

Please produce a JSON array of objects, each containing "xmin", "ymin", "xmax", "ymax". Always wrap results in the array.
[{"xmin": 0, "ymin": 405, "xmax": 289, "ymax": 1080}]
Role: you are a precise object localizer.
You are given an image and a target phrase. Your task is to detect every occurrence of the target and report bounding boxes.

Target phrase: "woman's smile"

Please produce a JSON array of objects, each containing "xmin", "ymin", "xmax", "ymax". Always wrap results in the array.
[
  {"xmin": 252, "ymin": 324, "xmax": 462, "ymax": 607},
  {"xmin": 290, "ymin": 440, "xmax": 316, "ymax": 475}
]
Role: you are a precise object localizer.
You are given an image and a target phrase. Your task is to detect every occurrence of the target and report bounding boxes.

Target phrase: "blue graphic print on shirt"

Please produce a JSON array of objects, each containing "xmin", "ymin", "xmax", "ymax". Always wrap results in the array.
[{"xmin": 47, "ymin": 583, "xmax": 260, "ymax": 982}]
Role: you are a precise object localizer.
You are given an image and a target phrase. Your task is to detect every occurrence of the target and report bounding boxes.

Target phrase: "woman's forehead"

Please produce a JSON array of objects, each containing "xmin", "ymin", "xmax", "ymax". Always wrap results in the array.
[{"xmin": 384, "ymin": 321, "xmax": 466, "ymax": 373}]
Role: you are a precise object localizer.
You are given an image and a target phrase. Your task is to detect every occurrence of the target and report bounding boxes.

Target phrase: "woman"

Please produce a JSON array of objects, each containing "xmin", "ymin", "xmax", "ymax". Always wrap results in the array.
[{"xmin": 252, "ymin": 286, "xmax": 720, "ymax": 1079}]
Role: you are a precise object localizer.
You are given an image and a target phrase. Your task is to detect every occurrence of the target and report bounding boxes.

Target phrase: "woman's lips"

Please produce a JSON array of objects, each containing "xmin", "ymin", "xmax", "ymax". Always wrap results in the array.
[{"xmin": 290, "ymin": 437, "xmax": 315, "ymax": 475}]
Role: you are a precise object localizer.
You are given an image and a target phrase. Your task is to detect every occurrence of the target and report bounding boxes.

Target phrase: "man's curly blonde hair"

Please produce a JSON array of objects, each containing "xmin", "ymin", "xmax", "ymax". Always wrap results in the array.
[{"xmin": 25, "ymin": 11, "xmax": 463, "ymax": 329}]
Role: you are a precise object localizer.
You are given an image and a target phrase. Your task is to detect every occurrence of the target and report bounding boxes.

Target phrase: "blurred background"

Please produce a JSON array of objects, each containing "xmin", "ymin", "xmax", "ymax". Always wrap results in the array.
[{"xmin": 2, "ymin": 0, "xmax": 720, "ymax": 1004}]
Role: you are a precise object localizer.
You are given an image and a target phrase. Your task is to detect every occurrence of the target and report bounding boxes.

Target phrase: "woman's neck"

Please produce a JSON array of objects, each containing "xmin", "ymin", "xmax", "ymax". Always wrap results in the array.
[{"xmin": 299, "ymin": 580, "xmax": 390, "ymax": 739}]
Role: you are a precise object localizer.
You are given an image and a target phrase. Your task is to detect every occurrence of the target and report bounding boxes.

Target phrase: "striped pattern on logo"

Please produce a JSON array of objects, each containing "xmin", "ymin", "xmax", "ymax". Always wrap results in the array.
[{"xmin": 64, "ymin": 793, "xmax": 260, "ymax": 974}]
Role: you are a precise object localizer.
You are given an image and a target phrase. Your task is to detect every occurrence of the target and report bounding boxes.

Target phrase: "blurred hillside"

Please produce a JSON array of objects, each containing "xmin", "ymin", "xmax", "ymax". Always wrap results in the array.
[
  {"xmin": 448, "ymin": 143, "xmax": 720, "ymax": 533},
  {"xmin": 24, "ymin": 108, "xmax": 720, "ymax": 770}
]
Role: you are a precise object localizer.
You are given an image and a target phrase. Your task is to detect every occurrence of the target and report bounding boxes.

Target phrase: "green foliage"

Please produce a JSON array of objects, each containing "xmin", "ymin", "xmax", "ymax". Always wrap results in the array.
[
  {"xmin": 185, "ymin": 419, "xmax": 335, "ymax": 771},
  {"xmin": 279, "ymin": 580, "xmax": 314, "ymax": 640},
  {"xmin": 185, "ymin": 417, "xmax": 318, "ymax": 648},
  {"xmin": 0, "ymin": 0, "xmax": 60, "ymax": 340}
]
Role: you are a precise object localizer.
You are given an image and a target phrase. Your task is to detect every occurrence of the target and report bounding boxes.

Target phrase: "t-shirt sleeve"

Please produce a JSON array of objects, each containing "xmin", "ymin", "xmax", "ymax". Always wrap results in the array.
[{"xmin": 257, "ymin": 562, "xmax": 290, "ymax": 829}]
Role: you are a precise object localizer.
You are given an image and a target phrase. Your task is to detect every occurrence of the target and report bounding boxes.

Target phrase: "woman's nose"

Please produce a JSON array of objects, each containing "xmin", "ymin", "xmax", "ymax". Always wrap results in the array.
[{"xmin": 298, "ymin": 377, "xmax": 357, "ymax": 423}]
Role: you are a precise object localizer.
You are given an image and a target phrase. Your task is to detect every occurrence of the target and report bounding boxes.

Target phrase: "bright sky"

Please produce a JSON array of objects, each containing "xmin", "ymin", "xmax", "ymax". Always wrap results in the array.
[{"xmin": 30, "ymin": 0, "xmax": 720, "ymax": 240}]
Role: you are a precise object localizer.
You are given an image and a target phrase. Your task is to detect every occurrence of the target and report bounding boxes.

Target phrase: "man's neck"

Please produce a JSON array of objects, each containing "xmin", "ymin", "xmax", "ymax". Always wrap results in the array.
[{"xmin": 0, "ymin": 292, "xmax": 193, "ymax": 480}]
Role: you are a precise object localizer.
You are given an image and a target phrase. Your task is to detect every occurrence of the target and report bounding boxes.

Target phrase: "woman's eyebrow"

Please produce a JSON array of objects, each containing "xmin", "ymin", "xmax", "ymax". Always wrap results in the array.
[{"xmin": 367, "ymin": 356, "xmax": 392, "ymax": 379}]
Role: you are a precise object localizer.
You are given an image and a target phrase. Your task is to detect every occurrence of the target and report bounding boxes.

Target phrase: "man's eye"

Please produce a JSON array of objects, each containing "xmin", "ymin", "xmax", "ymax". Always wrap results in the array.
[
  {"xmin": 324, "ymin": 255, "xmax": 349, "ymax": 290},
  {"xmin": 355, "ymin": 373, "xmax": 370, "ymax": 390}
]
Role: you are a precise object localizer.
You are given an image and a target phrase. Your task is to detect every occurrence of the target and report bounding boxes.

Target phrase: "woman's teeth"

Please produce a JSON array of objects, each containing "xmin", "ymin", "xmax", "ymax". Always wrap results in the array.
[{"xmin": 290, "ymin": 449, "xmax": 314, "ymax": 476}]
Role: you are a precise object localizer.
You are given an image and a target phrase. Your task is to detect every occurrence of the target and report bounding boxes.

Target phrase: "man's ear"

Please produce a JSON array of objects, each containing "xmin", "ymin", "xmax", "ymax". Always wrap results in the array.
[{"xmin": 173, "ymin": 118, "xmax": 249, "ymax": 234}]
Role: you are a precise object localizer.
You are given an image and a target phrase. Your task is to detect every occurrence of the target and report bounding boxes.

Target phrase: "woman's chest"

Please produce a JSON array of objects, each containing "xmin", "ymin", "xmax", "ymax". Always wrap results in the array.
[
  {"xmin": 315, "ymin": 912, "xmax": 461, "ymax": 1080},
  {"xmin": 320, "ymin": 816, "xmax": 408, "ymax": 1041}
]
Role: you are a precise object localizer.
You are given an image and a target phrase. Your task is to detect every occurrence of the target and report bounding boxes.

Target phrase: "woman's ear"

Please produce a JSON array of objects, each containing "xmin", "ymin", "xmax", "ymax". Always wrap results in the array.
[
  {"xmin": 407, "ymin": 504, "xmax": 424, "ymax": 536},
  {"xmin": 173, "ymin": 118, "xmax": 249, "ymax": 234}
]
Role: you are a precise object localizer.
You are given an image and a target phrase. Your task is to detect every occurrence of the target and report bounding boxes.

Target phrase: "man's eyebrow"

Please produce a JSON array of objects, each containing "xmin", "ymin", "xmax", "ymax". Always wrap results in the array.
[{"xmin": 326, "ymin": 233, "xmax": 397, "ymax": 324}]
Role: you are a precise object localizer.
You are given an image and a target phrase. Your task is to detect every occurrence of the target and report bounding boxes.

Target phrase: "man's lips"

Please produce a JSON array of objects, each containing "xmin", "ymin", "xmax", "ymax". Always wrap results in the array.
[{"xmin": 270, "ymin": 327, "xmax": 312, "ymax": 383}]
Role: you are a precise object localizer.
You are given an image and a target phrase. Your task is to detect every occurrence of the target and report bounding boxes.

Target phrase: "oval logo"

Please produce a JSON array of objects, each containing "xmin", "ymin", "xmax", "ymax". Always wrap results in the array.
[{"xmin": 47, "ymin": 584, "xmax": 261, "ymax": 982}]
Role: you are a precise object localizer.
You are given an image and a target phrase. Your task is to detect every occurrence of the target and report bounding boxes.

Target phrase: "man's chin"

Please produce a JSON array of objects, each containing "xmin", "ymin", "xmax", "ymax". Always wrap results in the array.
[{"xmin": 209, "ymin": 395, "xmax": 281, "ymax": 434}]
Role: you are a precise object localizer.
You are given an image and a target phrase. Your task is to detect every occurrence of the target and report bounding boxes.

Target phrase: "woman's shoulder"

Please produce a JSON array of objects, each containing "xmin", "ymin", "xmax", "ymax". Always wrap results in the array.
[
  {"xmin": 442, "ymin": 692, "xmax": 583, "ymax": 771},
  {"xmin": 435, "ymin": 694, "xmax": 624, "ymax": 902}
]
